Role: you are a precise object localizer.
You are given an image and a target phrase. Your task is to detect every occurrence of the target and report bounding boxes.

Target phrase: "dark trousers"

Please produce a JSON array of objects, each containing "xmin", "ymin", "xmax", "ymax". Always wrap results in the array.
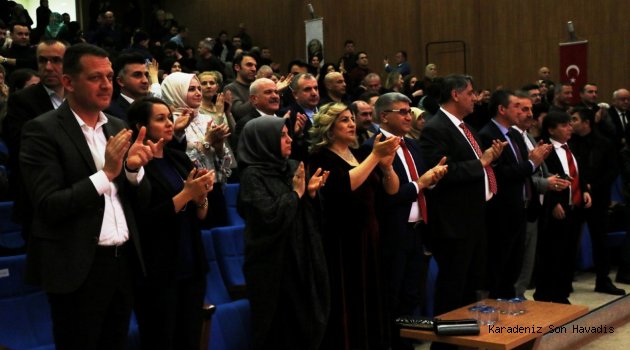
[
  {"xmin": 386, "ymin": 222, "xmax": 427, "ymax": 350},
  {"xmin": 47, "ymin": 244, "xmax": 134, "ymax": 350},
  {"xmin": 585, "ymin": 203, "xmax": 612, "ymax": 282},
  {"xmin": 432, "ymin": 234, "xmax": 486, "ymax": 317},
  {"xmin": 486, "ymin": 207, "xmax": 527, "ymax": 299},
  {"xmin": 134, "ymin": 273, "xmax": 206, "ymax": 350},
  {"xmin": 534, "ymin": 206, "xmax": 582, "ymax": 303},
  {"xmin": 430, "ymin": 231, "xmax": 486, "ymax": 350}
]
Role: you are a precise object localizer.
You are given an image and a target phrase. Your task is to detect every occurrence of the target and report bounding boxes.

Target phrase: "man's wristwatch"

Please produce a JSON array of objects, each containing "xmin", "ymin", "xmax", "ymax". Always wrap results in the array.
[{"xmin": 203, "ymin": 142, "xmax": 211, "ymax": 149}]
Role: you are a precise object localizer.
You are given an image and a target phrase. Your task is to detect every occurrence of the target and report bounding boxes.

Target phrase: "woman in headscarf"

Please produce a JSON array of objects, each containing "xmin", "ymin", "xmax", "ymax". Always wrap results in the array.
[
  {"xmin": 161, "ymin": 71, "xmax": 233, "ymax": 226},
  {"xmin": 237, "ymin": 116, "xmax": 330, "ymax": 349},
  {"xmin": 407, "ymin": 106, "xmax": 426, "ymax": 140},
  {"xmin": 43, "ymin": 12, "xmax": 68, "ymax": 40},
  {"xmin": 128, "ymin": 97, "xmax": 215, "ymax": 350}
]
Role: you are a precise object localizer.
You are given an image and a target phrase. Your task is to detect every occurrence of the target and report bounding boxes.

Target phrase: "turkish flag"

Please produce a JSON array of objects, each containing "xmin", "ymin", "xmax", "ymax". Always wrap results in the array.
[{"xmin": 559, "ymin": 40, "xmax": 588, "ymax": 105}]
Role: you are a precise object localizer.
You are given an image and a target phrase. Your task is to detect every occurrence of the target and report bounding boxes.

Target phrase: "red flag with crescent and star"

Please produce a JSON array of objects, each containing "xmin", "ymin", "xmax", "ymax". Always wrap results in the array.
[{"xmin": 559, "ymin": 40, "xmax": 588, "ymax": 105}]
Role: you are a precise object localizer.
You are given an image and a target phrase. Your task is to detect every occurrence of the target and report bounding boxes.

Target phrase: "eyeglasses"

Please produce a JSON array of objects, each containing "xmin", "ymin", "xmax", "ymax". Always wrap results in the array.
[
  {"xmin": 385, "ymin": 108, "xmax": 411, "ymax": 116},
  {"xmin": 38, "ymin": 56, "xmax": 63, "ymax": 65}
]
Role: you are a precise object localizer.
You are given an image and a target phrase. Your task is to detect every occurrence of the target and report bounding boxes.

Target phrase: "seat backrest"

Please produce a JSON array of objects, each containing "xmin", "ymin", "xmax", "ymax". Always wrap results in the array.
[
  {"xmin": 0, "ymin": 201, "xmax": 22, "ymax": 234},
  {"xmin": 211, "ymin": 225, "xmax": 246, "ymax": 287},
  {"xmin": 201, "ymin": 230, "xmax": 233, "ymax": 305},
  {"xmin": 209, "ymin": 299, "xmax": 252, "ymax": 350},
  {"xmin": 223, "ymin": 184, "xmax": 245, "ymax": 226},
  {"xmin": 0, "ymin": 254, "xmax": 54, "ymax": 349}
]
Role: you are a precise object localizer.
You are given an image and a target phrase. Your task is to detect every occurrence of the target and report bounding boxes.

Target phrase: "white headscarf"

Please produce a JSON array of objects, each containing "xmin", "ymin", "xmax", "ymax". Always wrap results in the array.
[{"xmin": 160, "ymin": 72, "xmax": 197, "ymax": 108}]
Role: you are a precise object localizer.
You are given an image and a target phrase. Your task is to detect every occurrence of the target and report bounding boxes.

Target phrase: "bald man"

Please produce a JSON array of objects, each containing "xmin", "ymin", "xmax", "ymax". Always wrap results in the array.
[{"xmin": 319, "ymin": 71, "xmax": 350, "ymax": 106}]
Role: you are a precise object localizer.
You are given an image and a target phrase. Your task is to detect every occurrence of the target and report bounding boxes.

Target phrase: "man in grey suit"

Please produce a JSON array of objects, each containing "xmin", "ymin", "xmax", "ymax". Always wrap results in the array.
[
  {"xmin": 20, "ymin": 43, "xmax": 154, "ymax": 350},
  {"xmin": 511, "ymin": 91, "xmax": 570, "ymax": 298}
]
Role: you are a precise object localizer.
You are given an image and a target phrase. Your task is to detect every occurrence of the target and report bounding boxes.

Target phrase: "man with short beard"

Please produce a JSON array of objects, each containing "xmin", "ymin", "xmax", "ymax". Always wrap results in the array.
[{"xmin": 224, "ymin": 52, "xmax": 257, "ymax": 123}]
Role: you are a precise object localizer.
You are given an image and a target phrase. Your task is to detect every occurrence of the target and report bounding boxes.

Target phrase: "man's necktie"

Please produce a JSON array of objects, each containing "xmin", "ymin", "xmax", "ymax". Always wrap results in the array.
[
  {"xmin": 399, "ymin": 141, "xmax": 428, "ymax": 223},
  {"xmin": 562, "ymin": 144, "xmax": 582, "ymax": 205},
  {"xmin": 507, "ymin": 131, "xmax": 532, "ymax": 201},
  {"xmin": 459, "ymin": 123, "xmax": 497, "ymax": 194}
]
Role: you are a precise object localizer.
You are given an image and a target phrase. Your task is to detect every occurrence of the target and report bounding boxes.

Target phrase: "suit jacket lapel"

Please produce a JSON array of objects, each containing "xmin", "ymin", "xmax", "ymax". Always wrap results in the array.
[{"xmin": 57, "ymin": 102, "xmax": 98, "ymax": 174}]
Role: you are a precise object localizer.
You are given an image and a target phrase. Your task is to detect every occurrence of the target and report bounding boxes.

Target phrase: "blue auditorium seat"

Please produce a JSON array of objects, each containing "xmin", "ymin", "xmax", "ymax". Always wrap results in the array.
[
  {"xmin": 201, "ymin": 229, "xmax": 251, "ymax": 350},
  {"xmin": 0, "ymin": 201, "xmax": 25, "ymax": 252},
  {"xmin": 0, "ymin": 254, "xmax": 55, "ymax": 350},
  {"xmin": 577, "ymin": 224, "xmax": 594, "ymax": 270},
  {"xmin": 211, "ymin": 225, "xmax": 246, "ymax": 288},
  {"xmin": 223, "ymin": 184, "xmax": 244, "ymax": 226}
]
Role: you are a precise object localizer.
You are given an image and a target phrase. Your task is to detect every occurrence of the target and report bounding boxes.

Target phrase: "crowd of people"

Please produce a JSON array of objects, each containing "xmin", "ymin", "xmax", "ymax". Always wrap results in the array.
[{"xmin": 1, "ymin": 4, "xmax": 630, "ymax": 350}]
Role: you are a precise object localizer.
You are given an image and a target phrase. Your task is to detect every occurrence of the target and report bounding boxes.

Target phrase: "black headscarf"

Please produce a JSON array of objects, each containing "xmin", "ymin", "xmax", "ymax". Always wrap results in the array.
[{"xmin": 237, "ymin": 116, "xmax": 293, "ymax": 175}]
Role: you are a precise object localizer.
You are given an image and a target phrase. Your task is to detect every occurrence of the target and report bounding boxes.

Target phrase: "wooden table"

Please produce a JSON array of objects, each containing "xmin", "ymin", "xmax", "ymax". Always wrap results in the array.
[{"xmin": 401, "ymin": 300, "xmax": 589, "ymax": 349}]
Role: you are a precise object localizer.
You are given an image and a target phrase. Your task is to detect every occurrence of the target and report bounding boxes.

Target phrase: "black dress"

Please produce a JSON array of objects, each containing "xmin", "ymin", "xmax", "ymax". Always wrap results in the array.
[
  {"xmin": 133, "ymin": 149, "xmax": 208, "ymax": 350},
  {"xmin": 309, "ymin": 147, "xmax": 388, "ymax": 350},
  {"xmin": 237, "ymin": 115, "xmax": 329, "ymax": 350}
]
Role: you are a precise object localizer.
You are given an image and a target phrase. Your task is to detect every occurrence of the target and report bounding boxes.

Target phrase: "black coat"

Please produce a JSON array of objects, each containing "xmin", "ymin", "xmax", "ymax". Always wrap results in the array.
[{"xmin": 237, "ymin": 163, "xmax": 329, "ymax": 349}]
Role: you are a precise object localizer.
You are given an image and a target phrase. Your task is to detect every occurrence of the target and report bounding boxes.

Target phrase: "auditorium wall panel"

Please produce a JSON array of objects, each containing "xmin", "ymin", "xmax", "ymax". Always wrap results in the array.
[{"xmin": 161, "ymin": 0, "xmax": 630, "ymax": 101}]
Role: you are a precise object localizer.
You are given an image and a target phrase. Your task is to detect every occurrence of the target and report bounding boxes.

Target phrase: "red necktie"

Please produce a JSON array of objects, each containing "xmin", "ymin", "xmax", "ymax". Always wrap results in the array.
[
  {"xmin": 459, "ymin": 123, "xmax": 498, "ymax": 194},
  {"xmin": 562, "ymin": 144, "xmax": 582, "ymax": 205},
  {"xmin": 399, "ymin": 141, "xmax": 428, "ymax": 223}
]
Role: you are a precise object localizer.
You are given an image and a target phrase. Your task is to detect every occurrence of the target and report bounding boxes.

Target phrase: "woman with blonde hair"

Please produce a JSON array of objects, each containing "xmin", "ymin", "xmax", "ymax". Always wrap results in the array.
[
  {"xmin": 308, "ymin": 102, "xmax": 400, "ymax": 349},
  {"xmin": 384, "ymin": 71, "xmax": 404, "ymax": 93}
]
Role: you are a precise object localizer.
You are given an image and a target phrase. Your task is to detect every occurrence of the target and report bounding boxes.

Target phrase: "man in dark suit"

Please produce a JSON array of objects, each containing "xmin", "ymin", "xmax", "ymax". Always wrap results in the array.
[
  {"xmin": 512, "ymin": 92, "xmax": 571, "ymax": 299},
  {"xmin": 569, "ymin": 107, "xmax": 625, "ymax": 295},
  {"xmin": 280, "ymin": 73, "xmax": 318, "ymax": 161},
  {"xmin": 607, "ymin": 88, "xmax": 630, "ymax": 151},
  {"xmin": 534, "ymin": 111, "xmax": 592, "ymax": 304},
  {"xmin": 419, "ymin": 75, "xmax": 505, "ymax": 350},
  {"xmin": 232, "ymin": 77, "xmax": 281, "ymax": 154},
  {"xmin": 478, "ymin": 90, "xmax": 550, "ymax": 299},
  {"xmin": 365, "ymin": 92, "xmax": 446, "ymax": 350},
  {"xmin": 105, "ymin": 53, "xmax": 160, "ymax": 122},
  {"xmin": 19, "ymin": 43, "xmax": 153, "ymax": 350},
  {"xmin": 3, "ymin": 39, "xmax": 66, "ymax": 239}
]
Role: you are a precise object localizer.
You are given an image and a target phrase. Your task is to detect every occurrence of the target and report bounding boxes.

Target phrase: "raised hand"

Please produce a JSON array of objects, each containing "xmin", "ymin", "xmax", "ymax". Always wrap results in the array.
[
  {"xmin": 418, "ymin": 156, "xmax": 448, "ymax": 189},
  {"xmin": 126, "ymin": 126, "xmax": 154, "ymax": 171},
  {"xmin": 480, "ymin": 140, "xmax": 507, "ymax": 167},
  {"xmin": 206, "ymin": 122, "xmax": 231, "ymax": 147},
  {"xmin": 103, "ymin": 129, "xmax": 133, "ymax": 181},
  {"xmin": 173, "ymin": 107, "xmax": 195, "ymax": 134},
  {"xmin": 372, "ymin": 134, "xmax": 400, "ymax": 159},
  {"xmin": 294, "ymin": 112, "xmax": 307, "ymax": 134},
  {"xmin": 293, "ymin": 162, "xmax": 306, "ymax": 198},
  {"xmin": 183, "ymin": 168, "xmax": 215, "ymax": 203},
  {"xmin": 307, "ymin": 167, "xmax": 330, "ymax": 198},
  {"xmin": 215, "ymin": 93, "xmax": 225, "ymax": 114},
  {"xmin": 529, "ymin": 141, "xmax": 552, "ymax": 166},
  {"xmin": 148, "ymin": 58, "xmax": 159, "ymax": 84},
  {"xmin": 276, "ymin": 73, "xmax": 295, "ymax": 92},
  {"xmin": 147, "ymin": 137, "xmax": 166, "ymax": 158}
]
